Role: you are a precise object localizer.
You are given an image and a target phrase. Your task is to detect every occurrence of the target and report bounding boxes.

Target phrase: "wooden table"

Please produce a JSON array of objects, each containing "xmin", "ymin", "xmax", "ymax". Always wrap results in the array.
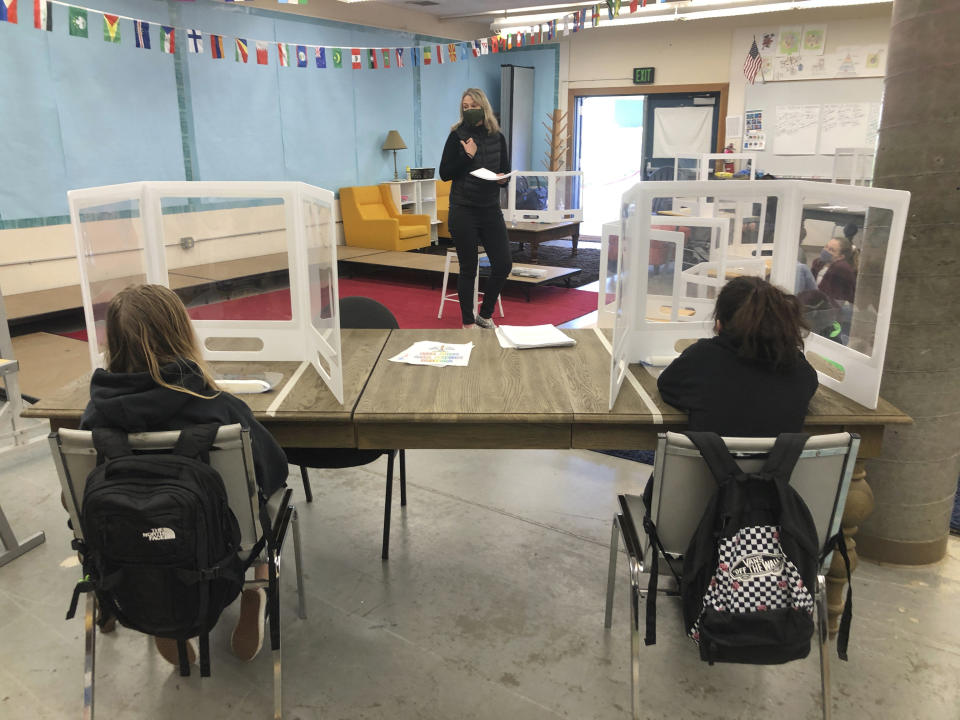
[
  {"xmin": 25, "ymin": 327, "xmax": 908, "ymax": 633},
  {"xmin": 506, "ymin": 221, "xmax": 581, "ymax": 264}
]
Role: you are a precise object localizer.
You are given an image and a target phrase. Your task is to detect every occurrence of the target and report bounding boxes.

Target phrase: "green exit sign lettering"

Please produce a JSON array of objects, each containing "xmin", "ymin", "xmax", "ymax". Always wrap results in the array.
[{"xmin": 633, "ymin": 67, "xmax": 655, "ymax": 84}]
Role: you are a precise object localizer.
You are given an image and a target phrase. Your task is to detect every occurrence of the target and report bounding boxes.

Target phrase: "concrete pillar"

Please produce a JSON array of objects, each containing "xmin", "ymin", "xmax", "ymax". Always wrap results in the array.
[{"xmin": 860, "ymin": 0, "xmax": 960, "ymax": 564}]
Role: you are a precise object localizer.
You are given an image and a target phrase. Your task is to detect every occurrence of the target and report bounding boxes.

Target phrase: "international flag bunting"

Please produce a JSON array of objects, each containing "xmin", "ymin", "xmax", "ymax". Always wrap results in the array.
[
  {"xmin": 395, "ymin": 48, "xmax": 404, "ymax": 68},
  {"xmin": 161, "ymin": 26, "xmax": 174, "ymax": 53},
  {"xmin": 34, "ymin": 1, "xmax": 51, "ymax": 30},
  {"xmin": 630, "ymin": 0, "xmax": 638, "ymax": 12},
  {"xmin": 1, "ymin": 0, "xmax": 16, "ymax": 24},
  {"xmin": 480, "ymin": 38, "xmax": 488, "ymax": 55},
  {"xmin": 350, "ymin": 48, "xmax": 361, "ymax": 69},
  {"xmin": 448, "ymin": 43, "xmax": 456, "ymax": 63},
  {"xmin": 187, "ymin": 28, "xmax": 202, "ymax": 53},
  {"xmin": 423, "ymin": 46, "xmax": 430, "ymax": 65},
  {"xmin": 210, "ymin": 34, "xmax": 224, "ymax": 59},
  {"xmin": 743, "ymin": 37, "xmax": 763, "ymax": 85},
  {"xmin": 103, "ymin": 14, "xmax": 120, "ymax": 43},
  {"xmin": 605, "ymin": 0, "xmax": 614, "ymax": 20},
  {"xmin": 332, "ymin": 47, "xmax": 343, "ymax": 68},
  {"xmin": 472, "ymin": 40, "xmax": 480, "ymax": 58},
  {"xmin": 435, "ymin": 45, "xmax": 443, "ymax": 64},
  {"xmin": 296, "ymin": 45, "xmax": 307, "ymax": 67},
  {"xmin": 278, "ymin": 43, "xmax": 289, "ymax": 67},
  {"xmin": 367, "ymin": 48, "xmax": 376, "ymax": 69},
  {"xmin": 134, "ymin": 21, "xmax": 150, "ymax": 49},
  {"xmin": 592, "ymin": 6, "xmax": 600, "ymax": 27},
  {"xmin": 381, "ymin": 48, "xmax": 390, "ymax": 68},
  {"xmin": 68, "ymin": 7, "xmax": 87, "ymax": 37},
  {"xmin": 315, "ymin": 46, "xmax": 326, "ymax": 68},
  {"xmin": 548, "ymin": 20, "xmax": 556, "ymax": 40},
  {"xmin": 506, "ymin": 35, "xmax": 512, "ymax": 51},
  {"xmin": 256, "ymin": 40, "xmax": 268, "ymax": 64},
  {"xmin": 490, "ymin": 36, "xmax": 498, "ymax": 53},
  {"xmin": 411, "ymin": 47, "xmax": 419, "ymax": 67},
  {"xmin": 236, "ymin": 38, "xmax": 249, "ymax": 63}
]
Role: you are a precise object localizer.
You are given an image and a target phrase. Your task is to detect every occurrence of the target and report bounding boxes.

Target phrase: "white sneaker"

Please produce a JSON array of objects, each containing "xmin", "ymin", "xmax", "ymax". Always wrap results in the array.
[
  {"xmin": 474, "ymin": 315, "xmax": 496, "ymax": 329},
  {"xmin": 231, "ymin": 588, "xmax": 267, "ymax": 661}
]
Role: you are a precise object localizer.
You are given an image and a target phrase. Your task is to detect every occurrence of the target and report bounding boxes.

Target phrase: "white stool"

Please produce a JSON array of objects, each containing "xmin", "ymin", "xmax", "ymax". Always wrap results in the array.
[{"xmin": 437, "ymin": 250, "xmax": 505, "ymax": 320}]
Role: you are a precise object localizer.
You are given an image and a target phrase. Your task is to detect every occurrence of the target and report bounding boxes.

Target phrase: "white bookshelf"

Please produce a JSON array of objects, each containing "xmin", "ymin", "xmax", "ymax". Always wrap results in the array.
[{"xmin": 382, "ymin": 179, "xmax": 439, "ymax": 244}]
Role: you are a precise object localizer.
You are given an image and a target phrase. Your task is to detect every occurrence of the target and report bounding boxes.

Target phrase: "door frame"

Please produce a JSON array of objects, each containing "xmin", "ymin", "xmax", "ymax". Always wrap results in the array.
[{"xmin": 567, "ymin": 83, "xmax": 729, "ymax": 170}]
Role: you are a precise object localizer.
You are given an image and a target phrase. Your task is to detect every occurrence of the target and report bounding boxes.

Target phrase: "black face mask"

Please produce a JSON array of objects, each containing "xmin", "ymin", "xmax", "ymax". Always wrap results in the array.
[{"xmin": 462, "ymin": 108, "xmax": 484, "ymax": 127}]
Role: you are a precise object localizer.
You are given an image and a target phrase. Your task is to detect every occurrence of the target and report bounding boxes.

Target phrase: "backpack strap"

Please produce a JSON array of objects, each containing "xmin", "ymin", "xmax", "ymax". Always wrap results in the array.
[
  {"xmin": 821, "ymin": 531, "xmax": 853, "ymax": 661},
  {"xmin": 172, "ymin": 424, "xmax": 221, "ymax": 464},
  {"xmin": 683, "ymin": 432, "xmax": 742, "ymax": 486},
  {"xmin": 176, "ymin": 639, "xmax": 191, "ymax": 677},
  {"xmin": 91, "ymin": 427, "xmax": 133, "ymax": 461},
  {"xmin": 761, "ymin": 433, "xmax": 810, "ymax": 482},
  {"xmin": 641, "ymin": 513, "xmax": 682, "ymax": 646}
]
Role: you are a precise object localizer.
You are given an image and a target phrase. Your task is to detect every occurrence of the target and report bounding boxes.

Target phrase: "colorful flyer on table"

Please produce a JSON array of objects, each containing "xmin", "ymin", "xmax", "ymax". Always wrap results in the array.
[{"xmin": 389, "ymin": 341, "xmax": 474, "ymax": 367}]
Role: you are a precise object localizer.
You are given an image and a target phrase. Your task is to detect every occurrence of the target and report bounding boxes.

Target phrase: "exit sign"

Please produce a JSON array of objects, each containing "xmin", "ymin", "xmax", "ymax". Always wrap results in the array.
[{"xmin": 633, "ymin": 67, "xmax": 655, "ymax": 84}]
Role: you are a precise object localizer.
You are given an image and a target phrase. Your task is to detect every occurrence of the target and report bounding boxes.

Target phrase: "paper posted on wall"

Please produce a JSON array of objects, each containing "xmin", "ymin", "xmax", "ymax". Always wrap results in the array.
[{"xmin": 389, "ymin": 341, "xmax": 474, "ymax": 366}]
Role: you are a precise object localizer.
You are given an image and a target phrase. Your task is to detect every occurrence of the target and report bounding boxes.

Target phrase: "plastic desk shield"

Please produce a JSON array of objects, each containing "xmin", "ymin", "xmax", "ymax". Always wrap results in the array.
[
  {"xmin": 608, "ymin": 179, "xmax": 909, "ymax": 411},
  {"xmin": 832, "ymin": 147, "xmax": 875, "ymax": 187},
  {"xmin": 503, "ymin": 171, "xmax": 583, "ymax": 223},
  {"xmin": 68, "ymin": 181, "xmax": 344, "ymax": 405}
]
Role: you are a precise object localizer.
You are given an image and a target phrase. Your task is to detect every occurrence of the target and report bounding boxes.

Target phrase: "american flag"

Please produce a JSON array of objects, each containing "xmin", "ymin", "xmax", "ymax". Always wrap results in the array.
[{"xmin": 744, "ymin": 38, "xmax": 763, "ymax": 84}]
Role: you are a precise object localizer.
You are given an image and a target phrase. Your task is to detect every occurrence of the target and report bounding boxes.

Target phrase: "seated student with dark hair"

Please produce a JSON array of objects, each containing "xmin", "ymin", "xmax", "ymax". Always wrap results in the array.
[{"xmin": 79, "ymin": 284, "xmax": 288, "ymax": 666}]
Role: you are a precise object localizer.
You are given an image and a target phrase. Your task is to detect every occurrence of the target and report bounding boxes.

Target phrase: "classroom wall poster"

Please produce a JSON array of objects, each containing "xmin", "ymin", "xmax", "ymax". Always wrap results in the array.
[
  {"xmin": 802, "ymin": 25, "xmax": 826, "ymax": 55},
  {"xmin": 774, "ymin": 104, "xmax": 821, "ymax": 155},
  {"xmin": 758, "ymin": 30, "xmax": 778, "ymax": 56},
  {"xmin": 778, "ymin": 25, "xmax": 802, "ymax": 56}
]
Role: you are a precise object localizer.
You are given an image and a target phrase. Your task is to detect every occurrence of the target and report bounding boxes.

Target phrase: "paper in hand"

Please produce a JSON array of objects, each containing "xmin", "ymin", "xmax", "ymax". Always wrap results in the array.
[{"xmin": 469, "ymin": 168, "xmax": 516, "ymax": 182}]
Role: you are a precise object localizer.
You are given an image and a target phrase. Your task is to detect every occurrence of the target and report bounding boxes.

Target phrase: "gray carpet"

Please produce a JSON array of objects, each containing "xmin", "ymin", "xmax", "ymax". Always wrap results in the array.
[{"xmin": 425, "ymin": 241, "xmax": 599, "ymax": 288}]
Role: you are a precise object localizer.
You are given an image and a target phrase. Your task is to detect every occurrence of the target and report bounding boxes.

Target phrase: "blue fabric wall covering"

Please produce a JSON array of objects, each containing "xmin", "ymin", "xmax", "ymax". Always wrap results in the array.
[{"xmin": 0, "ymin": 0, "xmax": 558, "ymax": 225}]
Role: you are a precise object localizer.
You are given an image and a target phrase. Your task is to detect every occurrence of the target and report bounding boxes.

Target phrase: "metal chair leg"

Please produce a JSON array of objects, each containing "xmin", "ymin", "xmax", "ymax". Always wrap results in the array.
[
  {"xmin": 399, "ymin": 449, "xmax": 407, "ymax": 507},
  {"xmin": 381, "ymin": 450, "xmax": 395, "ymax": 560},
  {"xmin": 292, "ymin": 508, "xmax": 306, "ymax": 620},
  {"xmin": 83, "ymin": 593, "xmax": 96, "ymax": 720},
  {"xmin": 604, "ymin": 515, "xmax": 621, "ymax": 629},
  {"xmin": 298, "ymin": 465, "xmax": 313, "ymax": 503},
  {"xmin": 817, "ymin": 574, "xmax": 831, "ymax": 720},
  {"xmin": 269, "ymin": 546, "xmax": 282, "ymax": 720},
  {"xmin": 628, "ymin": 558, "xmax": 642, "ymax": 720}
]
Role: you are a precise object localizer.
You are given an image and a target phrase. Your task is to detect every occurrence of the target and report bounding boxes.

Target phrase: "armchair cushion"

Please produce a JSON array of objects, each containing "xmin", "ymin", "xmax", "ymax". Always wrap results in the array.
[{"xmin": 340, "ymin": 185, "xmax": 431, "ymax": 251}]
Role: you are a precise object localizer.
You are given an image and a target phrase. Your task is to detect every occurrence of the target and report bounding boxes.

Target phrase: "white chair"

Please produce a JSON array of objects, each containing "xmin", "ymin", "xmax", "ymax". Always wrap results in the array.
[
  {"xmin": 437, "ymin": 250, "xmax": 504, "ymax": 320},
  {"xmin": 604, "ymin": 431, "xmax": 859, "ymax": 720},
  {"xmin": 50, "ymin": 424, "xmax": 306, "ymax": 720}
]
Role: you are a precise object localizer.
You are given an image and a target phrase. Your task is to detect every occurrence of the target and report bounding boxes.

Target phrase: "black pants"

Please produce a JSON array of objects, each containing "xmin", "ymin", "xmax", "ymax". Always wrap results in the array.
[{"xmin": 448, "ymin": 204, "xmax": 512, "ymax": 324}]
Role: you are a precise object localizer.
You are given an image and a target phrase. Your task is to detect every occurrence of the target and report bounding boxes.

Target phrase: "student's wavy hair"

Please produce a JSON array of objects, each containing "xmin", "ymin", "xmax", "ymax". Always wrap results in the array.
[
  {"xmin": 832, "ymin": 235, "xmax": 859, "ymax": 268},
  {"xmin": 105, "ymin": 284, "xmax": 219, "ymax": 399},
  {"xmin": 452, "ymin": 88, "xmax": 501, "ymax": 134},
  {"xmin": 714, "ymin": 276, "xmax": 809, "ymax": 371}
]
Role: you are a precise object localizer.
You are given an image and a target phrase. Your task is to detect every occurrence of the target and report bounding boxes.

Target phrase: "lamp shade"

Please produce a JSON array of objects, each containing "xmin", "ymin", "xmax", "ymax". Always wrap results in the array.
[{"xmin": 382, "ymin": 130, "xmax": 407, "ymax": 151}]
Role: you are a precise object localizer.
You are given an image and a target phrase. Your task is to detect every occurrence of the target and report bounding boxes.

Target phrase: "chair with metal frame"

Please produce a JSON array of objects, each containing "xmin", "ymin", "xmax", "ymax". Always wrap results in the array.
[
  {"xmin": 604, "ymin": 431, "xmax": 859, "ymax": 720},
  {"xmin": 50, "ymin": 423, "xmax": 306, "ymax": 720}
]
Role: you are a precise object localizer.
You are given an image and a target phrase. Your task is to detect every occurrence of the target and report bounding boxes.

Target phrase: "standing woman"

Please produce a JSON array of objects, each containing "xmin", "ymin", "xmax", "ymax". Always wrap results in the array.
[{"xmin": 439, "ymin": 88, "xmax": 512, "ymax": 329}]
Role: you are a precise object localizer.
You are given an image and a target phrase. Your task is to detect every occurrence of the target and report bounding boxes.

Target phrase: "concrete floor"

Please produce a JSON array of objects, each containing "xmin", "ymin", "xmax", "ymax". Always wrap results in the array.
[{"xmin": 1, "ymin": 436, "xmax": 958, "ymax": 720}]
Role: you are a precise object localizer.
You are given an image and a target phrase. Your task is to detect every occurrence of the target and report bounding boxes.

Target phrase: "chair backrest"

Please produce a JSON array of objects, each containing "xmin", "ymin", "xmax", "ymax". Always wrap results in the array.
[
  {"xmin": 341, "ymin": 185, "xmax": 393, "ymax": 222},
  {"xmin": 631, "ymin": 431, "xmax": 859, "ymax": 569},
  {"xmin": 339, "ymin": 297, "xmax": 399, "ymax": 330},
  {"xmin": 49, "ymin": 424, "xmax": 262, "ymax": 554},
  {"xmin": 436, "ymin": 179, "xmax": 451, "ymax": 199}
]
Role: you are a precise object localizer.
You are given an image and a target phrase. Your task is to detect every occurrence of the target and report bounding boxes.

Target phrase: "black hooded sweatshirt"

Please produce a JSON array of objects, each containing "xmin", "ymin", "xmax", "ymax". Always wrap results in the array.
[{"xmin": 80, "ymin": 360, "xmax": 287, "ymax": 500}]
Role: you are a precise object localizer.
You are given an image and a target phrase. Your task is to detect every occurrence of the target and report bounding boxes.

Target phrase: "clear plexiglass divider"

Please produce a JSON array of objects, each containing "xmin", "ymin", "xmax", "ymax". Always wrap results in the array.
[
  {"xmin": 67, "ymin": 180, "xmax": 344, "ymax": 405},
  {"xmin": 609, "ymin": 179, "xmax": 910, "ymax": 410},
  {"xmin": 503, "ymin": 171, "xmax": 583, "ymax": 223}
]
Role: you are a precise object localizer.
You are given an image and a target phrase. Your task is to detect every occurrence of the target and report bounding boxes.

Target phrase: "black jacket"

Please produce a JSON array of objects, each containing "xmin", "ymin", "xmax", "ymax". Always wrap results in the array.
[
  {"xmin": 80, "ymin": 361, "xmax": 288, "ymax": 500},
  {"xmin": 657, "ymin": 333, "xmax": 818, "ymax": 437},
  {"xmin": 439, "ymin": 125, "xmax": 510, "ymax": 208}
]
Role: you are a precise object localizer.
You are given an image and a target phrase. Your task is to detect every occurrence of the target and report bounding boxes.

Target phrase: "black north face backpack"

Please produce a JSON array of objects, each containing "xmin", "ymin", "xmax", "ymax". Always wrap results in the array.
[
  {"xmin": 66, "ymin": 424, "xmax": 254, "ymax": 676},
  {"xmin": 643, "ymin": 432, "xmax": 852, "ymax": 665}
]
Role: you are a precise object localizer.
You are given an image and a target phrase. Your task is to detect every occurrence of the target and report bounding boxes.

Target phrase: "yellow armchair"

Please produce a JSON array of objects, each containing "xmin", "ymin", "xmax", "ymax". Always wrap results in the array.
[
  {"xmin": 436, "ymin": 180, "xmax": 452, "ymax": 240},
  {"xmin": 340, "ymin": 185, "xmax": 431, "ymax": 251}
]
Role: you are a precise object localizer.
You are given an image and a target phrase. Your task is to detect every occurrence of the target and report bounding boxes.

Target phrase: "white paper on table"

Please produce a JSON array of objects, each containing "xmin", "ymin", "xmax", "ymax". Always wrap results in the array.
[
  {"xmin": 495, "ymin": 325, "xmax": 576, "ymax": 350},
  {"xmin": 469, "ymin": 168, "xmax": 517, "ymax": 182},
  {"xmin": 388, "ymin": 341, "xmax": 474, "ymax": 367}
]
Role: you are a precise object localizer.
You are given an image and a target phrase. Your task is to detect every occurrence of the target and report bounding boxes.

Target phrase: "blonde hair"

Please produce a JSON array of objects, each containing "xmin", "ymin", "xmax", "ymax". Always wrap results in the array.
[
  {"xmin": 452, "ymin": 88, "xmax": 501, "ymax": 134},
  {"xmin": 105, "ymin": 284, "xmax": 220, "ymax": 399}
]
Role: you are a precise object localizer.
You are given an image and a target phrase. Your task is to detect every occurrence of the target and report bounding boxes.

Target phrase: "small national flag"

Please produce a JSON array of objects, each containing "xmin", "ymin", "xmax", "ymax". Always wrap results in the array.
[
  {"xmin": 68, "ymin": 7, "xmax": 87, "ymax": 37},
  {"xmin": 490, "ymin": 36, "xmax": 499, "ymax": 54},
  {"xmin": 134, "ymin": 20, "xmax": 150, "ymax": 48},
  {"xmin": 423, "ymin": 46, "xmax": 431, "ymax": 65},
  {"xmin": 332, "ymin": 47, "xmax": 343, "ymax": 68},
  {"xmin": 103, "ymin": 14, "xmax": 120, "ymax": 43},
  {"xmin": 743, "ymin": 37, "xmax": 763, "ymax": 85},
  {"xmin": 448, "ymin": 43, "xmax": 456, "ymax": 63},
  {"xmin": 435, "ymin": 44, "xmax": 443, "ymax": 64},
  {"xmin": 315, "ymin": 46, "xmax": 326, "ymax": 68},
  {"xmin": 606, "ymin": 0, "xmax": 614, "ymax": 20},
  {"xmin": 411, "ymin": 47, "xmax": 420, "ymax": 67},
  {"xmin": 160, "ymin": 26, "xmax": 175, "ymax": 53},
  {"xmin": 256, "ymin": 41, "xmax": 268, "ymax": 65},
  {"xmin": 480, "ymin": 38, "xmax": 488, "ymax": 55},
  {"xmin": 395, "ymin": 48, "xmax": 404, "ymax": 68},
  {"xmin": 278, "ymin": 43, "xmax": 289, "ymax": 67},
  {"xmin": 296, "ymin": 45, "xmax": 307, "ymax": 67},
  {"xmin": 236, "ymin": 38, "xmax": 249, "ymax": 63},
  {"xmin": 381, "ymin": 48, "xmax": 390, "ymax": 68},
  {"xmin": 549, "ymin": 20, "xmax": 556, "ymax": 40},
  {"xmin": 368, "ymin": 48, "xmax": 377, "ymax": 69},
  {"xmin": 630, "ymin": 0, "xmax": 638, "ymax": 12},
  {"xmin": 34, "ymin": 1, "xmax": 51, "ymax": 30},
  {"xmin": 187, "ymin": 28, "xmax": 202, "ymax": 53},
  {"xmin": 472, "ymin": 40, "xmax": 480, "ymax": 58},
  {"xmin": 0, "ymin": 0, "xmax": 16, "ymax": 24},
  {"xmin": 350, "ymin": 48, "xmax": 361, "ymax": 69},
  {"xmin": 210, "ymin": 34, "xmax": 224, "ymax": 59}
]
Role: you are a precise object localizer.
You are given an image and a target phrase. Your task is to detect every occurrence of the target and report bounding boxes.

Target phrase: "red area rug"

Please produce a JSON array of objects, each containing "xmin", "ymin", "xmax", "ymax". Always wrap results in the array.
[{"xmin": 61, "ymin": 277, "xmax": 597, "ymax": 340}]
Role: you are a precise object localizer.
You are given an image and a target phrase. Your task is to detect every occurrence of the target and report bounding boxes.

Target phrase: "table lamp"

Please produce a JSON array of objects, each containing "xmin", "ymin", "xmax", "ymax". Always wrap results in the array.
[{"xmin": 382, "ymin": 130, "xmax": 407, "ymax": 181}]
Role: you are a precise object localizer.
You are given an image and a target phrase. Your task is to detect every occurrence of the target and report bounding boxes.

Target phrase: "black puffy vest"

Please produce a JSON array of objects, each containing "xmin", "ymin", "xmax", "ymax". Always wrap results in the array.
[{"xmin": 450, "ymin": 126, "xmax": 506, "ymax": 209}]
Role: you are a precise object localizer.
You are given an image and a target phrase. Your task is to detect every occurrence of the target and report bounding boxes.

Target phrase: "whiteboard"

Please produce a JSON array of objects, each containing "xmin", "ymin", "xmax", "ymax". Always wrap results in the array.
[
  {"xmin": 742, "ymin": 77, "xmax": 883, "ymax": 177},
  {"xmin": 774, "ymin": 105, "xmax": 821, "ymax": 155}
]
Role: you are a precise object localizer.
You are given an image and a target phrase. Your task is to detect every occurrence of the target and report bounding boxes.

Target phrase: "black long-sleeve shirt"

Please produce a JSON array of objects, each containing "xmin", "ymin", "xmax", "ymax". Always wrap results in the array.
[{"xmin": 439, "ymin": 125, "xmax": 509, "ymax": 208}]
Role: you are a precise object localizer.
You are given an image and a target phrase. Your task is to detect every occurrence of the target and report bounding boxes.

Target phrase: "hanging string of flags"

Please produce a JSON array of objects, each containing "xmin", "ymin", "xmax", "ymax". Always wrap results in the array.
[{"xmin": 0, "ymin": 1, "xmax": 648, "ymax": 68}]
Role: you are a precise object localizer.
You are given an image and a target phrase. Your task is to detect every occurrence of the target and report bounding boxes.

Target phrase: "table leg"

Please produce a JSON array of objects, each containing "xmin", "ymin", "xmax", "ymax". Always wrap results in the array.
[
  {"xmin": 571, "ymin": 229, "xmax": 579, "ymax": 255},
  {"xmin": 530, "ymin": 242, "xmax": 539, "ymax": 264},
  {"xmin": 826, "ymin": 457, "xmax": 872, "ymax": 635}
]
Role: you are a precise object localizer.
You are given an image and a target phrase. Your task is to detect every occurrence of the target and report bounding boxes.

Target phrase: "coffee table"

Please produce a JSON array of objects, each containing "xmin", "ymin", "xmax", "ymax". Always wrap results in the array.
[{"xmin": 506, "ymin": 221, "xmax": 581, "ymax": 264}]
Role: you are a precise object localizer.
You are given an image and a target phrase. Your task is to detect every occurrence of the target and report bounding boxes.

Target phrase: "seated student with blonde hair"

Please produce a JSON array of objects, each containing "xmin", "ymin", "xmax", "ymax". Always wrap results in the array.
[{"xmin": 79, "ymin": 284, "xmax": 288, "ymax": 666}]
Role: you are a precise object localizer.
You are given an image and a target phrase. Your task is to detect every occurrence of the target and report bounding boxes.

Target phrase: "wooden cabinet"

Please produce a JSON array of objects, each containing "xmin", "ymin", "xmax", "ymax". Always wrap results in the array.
[{"xmin": 381, "ymin": 179, "xmax": 440, "ymax": 244}]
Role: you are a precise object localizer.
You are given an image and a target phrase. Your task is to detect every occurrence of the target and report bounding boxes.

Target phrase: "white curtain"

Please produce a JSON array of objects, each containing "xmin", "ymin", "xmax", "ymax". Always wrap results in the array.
[{"xmin": 652, "ymin": 107, "xmax": 713, "ymax": 156}]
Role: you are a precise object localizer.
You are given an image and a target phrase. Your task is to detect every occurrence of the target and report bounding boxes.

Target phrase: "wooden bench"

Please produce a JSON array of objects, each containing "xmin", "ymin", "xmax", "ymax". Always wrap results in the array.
[{"xmin": 337, "ymin": 248, "xmax": 581, "ymax": 302}]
